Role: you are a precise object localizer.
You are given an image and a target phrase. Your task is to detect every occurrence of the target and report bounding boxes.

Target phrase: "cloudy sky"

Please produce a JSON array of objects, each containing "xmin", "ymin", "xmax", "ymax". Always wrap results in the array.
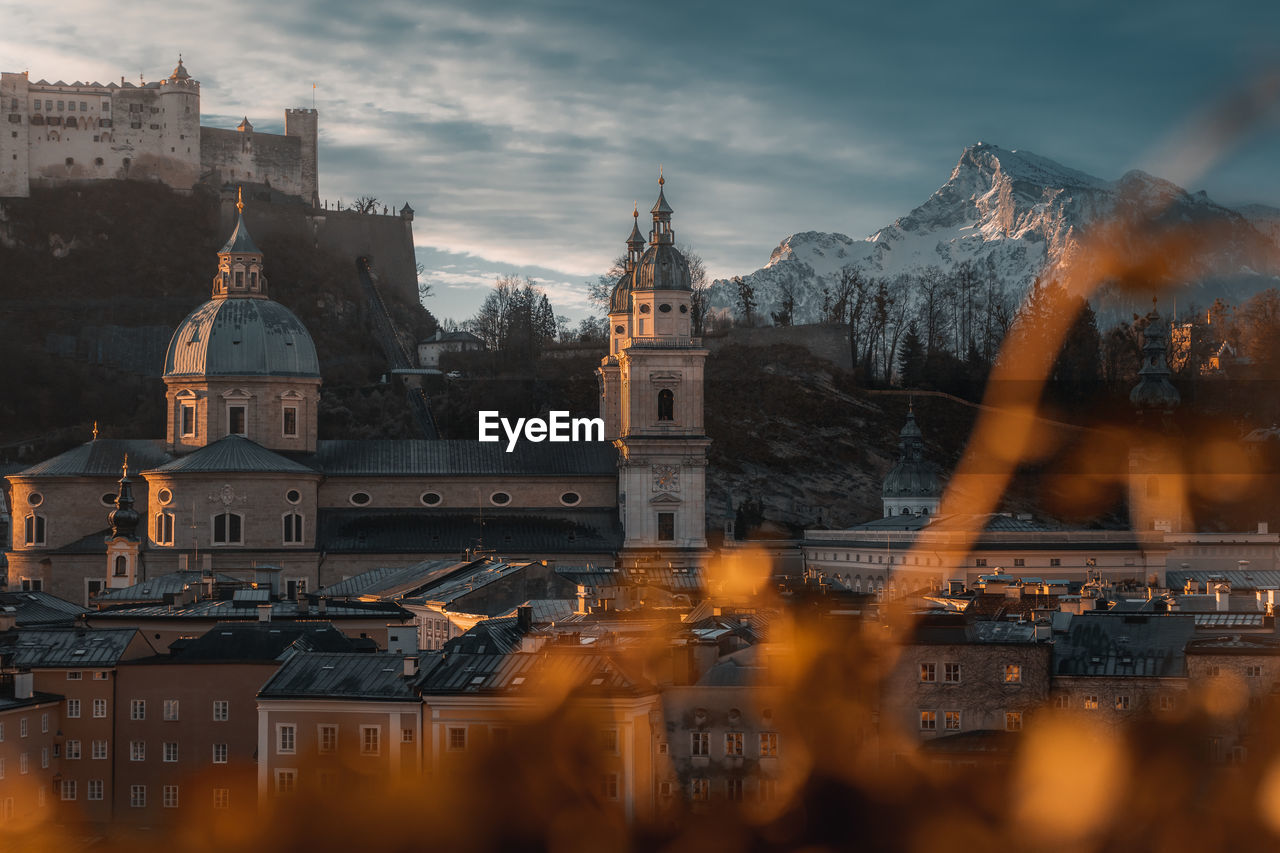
[{"xmin": 5, "ymin": 0, "xmax": 1279, "ymax": 322}]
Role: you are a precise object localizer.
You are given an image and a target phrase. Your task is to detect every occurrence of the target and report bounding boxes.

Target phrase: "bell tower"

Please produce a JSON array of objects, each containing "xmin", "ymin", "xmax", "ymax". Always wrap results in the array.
[
  {"xmin": 105, "ymin": 457, "xmax": 142, "ymax": 589},
  {"xmin": 600, "ymin": 172, "xmax": 710, "ymax": 569}
]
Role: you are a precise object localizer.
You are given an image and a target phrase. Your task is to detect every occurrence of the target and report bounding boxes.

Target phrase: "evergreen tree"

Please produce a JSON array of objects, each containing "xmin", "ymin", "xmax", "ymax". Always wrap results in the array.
[{"xmin": 898, "ymin": 320, "xmax": 925, "ymax": 387}]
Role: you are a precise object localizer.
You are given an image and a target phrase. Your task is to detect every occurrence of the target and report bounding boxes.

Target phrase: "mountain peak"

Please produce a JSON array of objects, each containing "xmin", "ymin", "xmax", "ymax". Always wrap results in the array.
[{"xmin": 952, "ymin": 142, "xmax": 1109, "ymax": 192}]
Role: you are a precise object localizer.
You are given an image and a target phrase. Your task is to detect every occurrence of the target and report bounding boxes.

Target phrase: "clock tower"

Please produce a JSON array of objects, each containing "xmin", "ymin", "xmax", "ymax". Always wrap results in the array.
[{"xmin": 598, "ymin": 173, "xmax": 710, "ymax": 568}]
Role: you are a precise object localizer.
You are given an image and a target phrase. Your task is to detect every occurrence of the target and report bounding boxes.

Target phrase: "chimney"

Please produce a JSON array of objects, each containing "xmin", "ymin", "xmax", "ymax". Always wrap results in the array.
[
  {"xmin": 403, "ymin": 656, "xmax": 419, "ymax": 678},
  {"xmin": 387, "ymin": 625, "xmax": 418, "ymax": 656},
  {"xmin": 257, "ymin": 603, "xmax": 272, "ymax": 623},
  {"xmin": 1216, "ymin": 585, "xmax": 1230, "ymax": 612},
  {"xmin": 318, "ymin": 597, "xmax": 327, "ymax": 615},
  {"xmin": 516, "ymin": 605, "xmax": 533, "ymax": 633},
  {"xmin": 13, "ymin": 672, "xmax": 33, "ymax": 700}
]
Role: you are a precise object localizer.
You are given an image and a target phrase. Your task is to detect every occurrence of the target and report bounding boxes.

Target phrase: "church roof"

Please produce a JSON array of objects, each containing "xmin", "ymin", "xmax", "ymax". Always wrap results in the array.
[
  {"xmin": 316, "ymin": 508, "xmax": 624, "ymax": 554},
  {"xmin": 306, "ymin": 440, "xmax": 616, "ymax": 477},
  {"xmin": 632, "ymin": 243, "xmax": 691, "ymax": 291},
  {"xmin": 164, "ymin": 297, "xmax": 320, "ymax": 378},
  {"xmin": 219, "ymin": 210, "xmax": 261, "ymax": 255},
  {"xmin": 146, "ymin": 436, "xmax": 318, "ymax": 475},
  {"xmin": 12, "ymin": 439, "xmax": 172, "ymax": 478}
]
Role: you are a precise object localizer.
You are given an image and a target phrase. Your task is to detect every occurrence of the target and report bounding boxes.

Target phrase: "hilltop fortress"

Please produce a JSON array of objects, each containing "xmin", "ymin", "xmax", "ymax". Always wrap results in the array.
[{"xmin": 0, "ymin": 59, "xmax": 318, "ymax": 204}]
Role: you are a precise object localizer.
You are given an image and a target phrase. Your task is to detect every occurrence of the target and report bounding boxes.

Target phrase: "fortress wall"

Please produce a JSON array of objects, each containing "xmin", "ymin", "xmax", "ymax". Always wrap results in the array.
[
  {"xmin": 1, "ymin": 73, "xmax": 31, "ymax": 197},
  {"xmin": 704, "ymin": 322, "xmax": 853, "ymax": 370},
  {"xmin": 201, "ymin": 127, "xmax": 306, "ymax": 200}
]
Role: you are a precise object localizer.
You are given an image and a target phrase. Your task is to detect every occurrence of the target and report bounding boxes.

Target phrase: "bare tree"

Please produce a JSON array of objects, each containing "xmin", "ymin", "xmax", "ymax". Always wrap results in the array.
[
  {"xmin": 772, "ymin": 279, "xmax": 797, "ymax": 326},
  {"xmin": 353, "ymin": 195, "xmax": 380, "ymax": 215},
  {"xmin": 734, "ymin": 276, "xmax": 757, "ymax": 327}
]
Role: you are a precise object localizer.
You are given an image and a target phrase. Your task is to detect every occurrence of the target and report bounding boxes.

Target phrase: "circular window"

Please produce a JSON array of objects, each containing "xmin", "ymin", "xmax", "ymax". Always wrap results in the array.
[
  {"xmin": 639, "ymin": 304, "xmax": 651, "ymax": 314},
  {"xmin": 27, "ymin": 493, "xmax": 43, "ymax": 507},
  {"xmin": 679, "ymin": 304, "xmax": 689, "ymax": 314},
  {"xmin": 349, "ymin": 492, "xmax": 372, "ymax": 506},
  {"xmin": 286, "ymin": 489, "xmax": 301, "ymax": 504},
  {"xmin": 490, "ymin": 492, "xmax": 511, "ymax": 506},
  {"xmin": 156, "ymin": 488, "xmax": 173, "ymax": 505},
  {"xmin": 560, "ymin": 492, "xmax": 581, "ymax": 507},
  {"xmin": 101, "ymin": 493, "xmax": 118, "ymax": 507},
  {"xmin": 614, "ymin": 325, "xmax": 625, "ymax": 334},
  {"xmin": 659, "ymin": 303, "xmax": 672, "ymax": 313},
  {"xmin": 421, "ymin": 492, "xmax": 442, "ymax": 506}
]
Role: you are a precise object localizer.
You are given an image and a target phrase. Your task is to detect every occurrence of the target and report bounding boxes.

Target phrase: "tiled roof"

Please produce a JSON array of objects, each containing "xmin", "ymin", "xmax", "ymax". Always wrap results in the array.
[
  {"xmin": 13, "ymin": 439, "xmax": 172, "ymax": 478},
  {"xmin": 316, "ymin": 509, "xmax": 623, "ymax": 555},
  {"xmin": 1053, "ymin": 613, "xmax": 1196, "ymax": 677},
  {"xmin": 258, "ymin": 652, "xmax": 418, "ymax": 701},
  {"xmin": 0, "ymin": 591, "xmax": 85, "ymax": 626},
  {"xmin": 3, "ymin": 627, "xmax": 144, "ymax": 667},
  {"xmin": 147, "ymin": 436, "xmax": 317, "ymax": 474},
  {"xmin": 304, "ymin": 440, "xmax": 617, "ymax": 477}
]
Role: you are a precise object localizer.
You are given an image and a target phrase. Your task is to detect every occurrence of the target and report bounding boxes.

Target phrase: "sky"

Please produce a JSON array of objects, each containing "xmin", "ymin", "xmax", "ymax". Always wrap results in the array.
[{"xmin": 5, "ymin": 0, "xmax": 1280, "ymax": 323}]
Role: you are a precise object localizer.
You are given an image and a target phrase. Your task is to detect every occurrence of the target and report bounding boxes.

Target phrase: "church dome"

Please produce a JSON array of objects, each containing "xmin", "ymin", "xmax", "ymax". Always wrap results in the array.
[
  {"xmin": 633, "ymin": 243, "xmax": 691, "ymax": 291},
  {"xmin": 610, "ymin": 270, "xmax": 634, "ymax": 313},
  {"xmin": 882, "ymin": 408, "xmax": 943, "ymax": 499},
  {"xmin": 164, "ymin": 298, "xmax": 319, "ymax": 378}
]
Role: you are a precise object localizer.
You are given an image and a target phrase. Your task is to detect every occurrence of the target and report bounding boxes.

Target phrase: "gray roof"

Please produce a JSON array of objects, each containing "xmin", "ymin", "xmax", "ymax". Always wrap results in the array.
[
  {"xmin": 164, "ymin": 297, "xmax": 319, "ymax": 378},
  {"xmin": 164, "ymin": 622, "xmax": 354, "ymax": 661},
  {"xmin": 306, "ymin": 439, "xmax": 616, "ymax": 476},
  {"xmin": 0, "ymin": 591, "xmax": 86, "ymax": 626},
  {"xmin": 403, "ymin": 561, "xmax": 532, "ymax": 608},
  {"xmin": 4, "ymin": 627, "xmax": 144, "ymax": 668},
  {"xmin": 86, "ymin": 598, "xmax": 411, "ymax": 623},
  {"xmin": 147, "ymin": 436, "xmax": 318, "ymax": 475},
  {"xmin": 1166, "ymin": 569, "xmax": 1280, "ymax": 590},
  {"xmin": 93, "ymin": 571, "xmax": 242, "ymax": 603},
  {"xmin": 502, "ymin": 599, "xmax": 576, "ymax": 623},
  {"xmin": 316, "ymin": 509, "xmax": 623, "ymax": 555},
  {"xmin": 633, "ymin": 243, "xmax": 691, "ymax": 291},
  {"xmin": 13, "ymin": 439, "xmax": 172, "ymax": 478},
  {"xmin": 219, "ymin": 212, "xmax": 261, "ymax": 254},
  {"xmin": 421, "ymin": 330, "xmax": 483, "ymax": 345},
  {"xmin": 418, "ymin": 646, "xmax": 652, "ymax": 695},
  {"xmin": 320, "ymin": 559, "xmax": 472, "ymax": 599},
  {"xmin": 258, "ymin": 652, "xmax": 418, "ymax": 701},
  {"xmin": 1053, "ymin": 613, "xmax": 1197, "ymax": 677}
]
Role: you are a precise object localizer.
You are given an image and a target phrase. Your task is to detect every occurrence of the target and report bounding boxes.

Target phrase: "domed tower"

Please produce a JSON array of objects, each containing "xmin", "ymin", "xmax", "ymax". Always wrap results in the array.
[
  {"xmin": 882, "ymin": 404, "xmax": 943, "ymax": 517},
  {"xmin": 1128, "ymin": 303, "xmax": 1185, "ymax": 532},
  {"xmin": 599, "ymin": 172, "xmax": 709, "ymax": 568},
  {"xmin": 163, "ymin": 191, "xmax": 321, "ymax": 453}
]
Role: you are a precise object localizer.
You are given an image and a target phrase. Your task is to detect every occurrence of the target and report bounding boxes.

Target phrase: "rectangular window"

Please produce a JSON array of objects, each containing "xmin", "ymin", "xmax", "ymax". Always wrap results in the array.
[
  {"xmin": 975, "ymin": 558, "xmax": 987, "ymax": 568},
  {"xmin": 213, "ymin": 743, "xmax": 228, "ymax": 764},
  {"xmin": 402, "ymin": 728, "xmax": 415, "ymax": 743},
  {"xmin": 600, "ymin": 773, "xmax": 619, "ymax": 801},
  {"xmin": 131, "ymin": 699, "xmax": 146, "ymax": 720},
  {"xmin": 600, "ymin": 729, "xmax": 618, "ymax": 754},
  {"xmin": 163, "ymin": 742, "xmax": 178, "ymax": 763},
  {"xmin": 1004, "ymin": 664, "xmax": 1022, "ymax": 684},
  {"xmin": 1247, "ymin": 666, "xmax": 1264, "ymax": 678},
  {"xmin": 944, "ymin": 711, "xmax": 962, "ymax": 730},
  {"xmin": 1050, "ymin": 558, "xmax": 1061, "ymax": 567},
  {"xmin": 19, "ymin": 754, "xmax": 28, "ymax": 774},
  {"xmin": 61, "ymin": 780, "xmax": 76, "ymax": 801},
  {"xmin": 690, "ymin": 778, "xmax": 709, "ymax": 801},
  {"xmin": 727, "ymin": 778, "xmax": 745, "ymax": 802},
  {"xmin": 130, "ymin": 785, "xmax": 146, "ymax": 808},
  {"xmin": 181, "ymin": 403, "xmax": 196, "ymax": 437},
  {"xmin": 282, "ymin": 406, "xmax": 298, "ymax": 437},
  {"xmin": 88, "ymin": 779, "xmax": 103, "ymax": 801},
  {"xmin": 66, "ymin": 740, "xmax": 81, "ymax": 760},
  {"xmin": 1054, "ymin": 695, "xmax": 1069, "ymax": 708},
  {"xmin": 275, "ymin": 770, "xmax": 296, "ymax": 794},
  {"xmin": 1084, "ymin": 695, "xmax": 1099, "ymax": 710},
  {"xmin": 155, "ymin": 512, "xmax": 174, "ymax": 545},
  {"xmin": 213, "ymin": 788, "xmax": 230, "ymax": 810},
  {"xmin": 724, "ymin": 731, "xmax": 744, "ymax": 756},
  {"xmin": 657, "ymin": 512, "xmax": 675, "ymax": 542},
  {"xmin": 759, "ymin": 732, "xmax": 779, "ymax": 757},
  {"xmin": 163, "ymin": 699, "xmax": 179, "ymax": 721},
  {"xmin": 1005, "ymin": 712, "xmax": 1023, "ymax": 731},
  {"xmin": 1013, "ymin": 558, "xmax": 1025, "ymax": 567},
  {"xmin": 691, "ymin": 731, "xmax": 709, "ymax": 756},
  {"xmin": 93, "ymin": 698, "xmax": 107, "ymax": 718},
  {"xmin": 318, "ymin": 725, "xmax": 337, "ymax": 753},
  {"xmin": 163, "ymin": 786, "xmax": 179, "ymax": 808},
  {"xmin": 277, "ymin": 725, "xmax": 296, "ymax": 754},
  {"xmin": 130, "ymin": 741, "xmax": 145, "ymax": 761},
  {"xmin": 67, "ymin": 699, "xmax": 81, "ymax": 718},
  {"xmin": 19, "ymin": 719, "xmax": 27, "ymax": 738},
  {"xmin": 66, "ymin": 671, "xmax": 83, "ymax": 681},
  {"xmin": 920, "ymin": 711, "xmax": 937, "ymax": 731},
  {"xmin": 447, "ymin": 727, "xmax": 466, "ymax": 751},
  {"xmin": 92, "ymin": 740, "xmax": 107, "ymax": 760},
  {"xmin": 1160, "ymin": 695, "xmax": 1175, "ymax": 711},
  {"xmin": 361, "ymin": 726, "xmax": 380, "ymax": 756},
  {"xmin": 1115, "ymin": 695, "xmax": 1130, "ymax": 712},
  {"xmin": 228, "ymin": 405, "xmax": 246, "ymax": 436},
  {"xmin": 24, "ymin": 514, "xmax": 46, "ymax": 546},
  {"xmin": 943, "ymin": 663, "xmax": 962, "ymax": 683},
  {"xmin": 41, "ymin": 748, "xmax": 47, "ymax": 768},
  {"xmin": 213, "ymin": 700, "xmax": 229, "ymax": 722},
  {"xmin": 919, "ymin": 662, "xmax": 936, "ymax": 682}
]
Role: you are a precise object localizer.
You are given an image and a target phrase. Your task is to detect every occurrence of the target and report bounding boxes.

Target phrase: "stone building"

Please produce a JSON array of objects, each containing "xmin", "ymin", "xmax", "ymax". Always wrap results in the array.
[{"xmin": 1, "ymin": 60, "xmax": 318, "ymax": 204}]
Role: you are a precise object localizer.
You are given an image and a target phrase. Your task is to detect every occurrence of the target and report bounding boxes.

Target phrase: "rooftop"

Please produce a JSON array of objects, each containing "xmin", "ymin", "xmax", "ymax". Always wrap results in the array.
[{"xmin": 259, "ymin": 652, "xmax": 418, "ymax": 701}]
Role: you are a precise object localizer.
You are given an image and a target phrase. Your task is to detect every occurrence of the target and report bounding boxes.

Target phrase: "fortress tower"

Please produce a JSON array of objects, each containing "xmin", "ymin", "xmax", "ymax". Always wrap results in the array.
[{"xmin": 285, "ymin": 108, "xmax": 319, "ymax": 207}]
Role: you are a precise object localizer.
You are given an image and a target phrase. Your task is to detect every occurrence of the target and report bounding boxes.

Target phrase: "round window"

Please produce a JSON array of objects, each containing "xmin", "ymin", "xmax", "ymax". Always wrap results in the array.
[
  {"xmin": 27, "ymin": 493, "xmax": 43, "ymax": 507},
  {"xmin": 639, "ymin": 304, "xmax": 651, "ymax": 314},
  {"xmin": 560, "ymin": 492, "xmax": 581, "ymax": 507},
  {"xmin": 679, "ymin": 304, "xmax": 689, "ymax": 314},
  {"xmin": 421, "ymin": 492, "xmax": 442, "ymax": 506},
  {"xmin": 659, "ymin": 303, "xmax": 672, "ymax": 313},
  {"xmin": 490, "ymin": 492, "xmax": 511, "ymax": 506},
  {"xmin": 156, "ymin": 488, "xmax": 173, "ymax": 505},
  {"xmin": 614, "ymin": 325, "xmax": 625, "ymax": 334},
  {"xmin": 286, "ymin": 489, "xmax": 301, "ymax": 504},
  {"xmin": 101, "ymin": 493, "xmax": 117, "ymax": 507},
  {"xmin": 349, "ymin": 492, "xmax": 372, "ymax": 506}
]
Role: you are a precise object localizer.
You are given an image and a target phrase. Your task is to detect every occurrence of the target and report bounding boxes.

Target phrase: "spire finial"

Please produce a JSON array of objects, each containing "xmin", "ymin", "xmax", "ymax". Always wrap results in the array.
[
  {"xmin": 92, "ymin": 421, "xmax": 99, "ymax": 441},
  {"xmin": 633, "ymin": 202, "xmax": 638, "ymax": 219},
  {"xmin": 236, "ymin": 186, "xmax": 244, "ymax": 214},
  {"xmin": 659, "ymin": 164, "xmax": 664, "ymax": 186},
  {"xmin": 122, "ymin": 453, "xmax": 129, "ymax": 477}
]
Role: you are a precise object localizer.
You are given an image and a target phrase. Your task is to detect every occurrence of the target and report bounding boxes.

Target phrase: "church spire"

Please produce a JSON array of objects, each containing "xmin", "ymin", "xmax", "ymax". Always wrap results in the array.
[
  {"xmin": 108, "ymin": 456, "xmax": 140, "ymax": 540},
  {"xmin": 1129, "ymin": 301, "xmax": 1180, "ymax": 414},
  {"xmin": 626, "ymin": 203, "xmax": 645, "ymax": 271},
  {"xmin": 212, "ymin": 188, "xmax": 267, "ymax": 299},
  {"xmin": 649, "ymin": 167, "xmax": 674, "ymax": 245}
]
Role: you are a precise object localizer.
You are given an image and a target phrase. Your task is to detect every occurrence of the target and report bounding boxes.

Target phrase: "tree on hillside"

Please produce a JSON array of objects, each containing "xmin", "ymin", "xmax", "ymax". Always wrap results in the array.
[
  {"xmin": 772, "ymin": 279, "xmax": 797, "ymax": 326},
  {"xmin": 681, "ymin": 245, "xmax": 711, "ymax": 336},
  {"xmin": 898, "ymin": 321, "xmax": 926, "ymax": 387},
  {"xmin": 734, "ymin": 276, "xmax": 756, "ymax": 327}
]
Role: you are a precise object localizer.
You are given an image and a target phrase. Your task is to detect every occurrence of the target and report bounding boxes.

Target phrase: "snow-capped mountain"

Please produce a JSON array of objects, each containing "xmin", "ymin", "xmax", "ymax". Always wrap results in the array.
[{"xmin": 710, "ymin": 143, "xmax": 1280, "ymax": 325}]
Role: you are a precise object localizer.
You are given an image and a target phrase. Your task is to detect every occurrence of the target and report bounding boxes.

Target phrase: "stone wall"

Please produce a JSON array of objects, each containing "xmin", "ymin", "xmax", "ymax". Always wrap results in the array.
[{"xmin": 201, "ymin": 127, "xmax": 306, "ymax": 201}]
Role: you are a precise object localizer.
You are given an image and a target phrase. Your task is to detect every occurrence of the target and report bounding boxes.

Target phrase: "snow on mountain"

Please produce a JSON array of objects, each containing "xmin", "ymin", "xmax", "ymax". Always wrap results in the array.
[{"xmin": 710, "ymin": 143, "xmax": 1280, "ymax": 325}]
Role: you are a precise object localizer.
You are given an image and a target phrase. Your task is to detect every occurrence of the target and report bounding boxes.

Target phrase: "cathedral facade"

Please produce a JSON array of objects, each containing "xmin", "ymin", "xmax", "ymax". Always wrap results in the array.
[{"xmin": 5, "ymin": 179, "xmax": 709, "ymax": 603}]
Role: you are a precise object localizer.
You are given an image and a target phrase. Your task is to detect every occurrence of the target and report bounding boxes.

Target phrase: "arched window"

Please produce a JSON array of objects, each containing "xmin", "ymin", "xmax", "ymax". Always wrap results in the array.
[
  {"xmin": 211, "ymin": 512, "xmax": 243, "ymax": 545},
  {"xmin": 24, "ymin": 514, "xmax": 46, "ymax": 546},
  {"xmin": 657, "ymin": 389, "xmax": 674, "ymax": 421},
  {"xmin": 114, "ymin": 556, "xmax": 128, "ymax": 577},
  {"xmin": 154, "ymin": 512, "xmax": 174, "ymax": 546},
  {"xmin": 283, "ymin": 512, "xmax": 303, "ymax": 544}
]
